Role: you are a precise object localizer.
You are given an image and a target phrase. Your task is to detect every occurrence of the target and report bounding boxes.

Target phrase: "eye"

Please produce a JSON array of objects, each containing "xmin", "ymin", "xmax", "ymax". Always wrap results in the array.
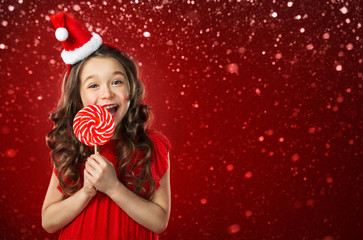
[
  {"xmin": 112, "ymin": 80, "xmax": 123, "ymax": 85},
  {"xmin": 88, "ymin": 83, "xmax": 99, "ymax": 89}
]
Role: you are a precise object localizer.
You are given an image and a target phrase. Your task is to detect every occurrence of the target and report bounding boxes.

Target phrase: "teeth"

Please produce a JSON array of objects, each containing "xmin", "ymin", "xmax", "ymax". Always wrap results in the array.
[{"xmin": 104, "ymin": 104, "xmax": 118, "ymax": 109}]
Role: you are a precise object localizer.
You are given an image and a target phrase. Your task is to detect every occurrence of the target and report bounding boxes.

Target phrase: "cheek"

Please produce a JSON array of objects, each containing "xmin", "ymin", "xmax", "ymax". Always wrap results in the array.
[
  {"xmin": 80, "ymin": 92, "xmax": 96, "ymax": 106},
  {"xmin": 121, "ymin": 101, "xmax": 130, "ymax": 118},
  {"xmin": 121, "ymin": 88, "xmax": 130, "ymax": 101}
]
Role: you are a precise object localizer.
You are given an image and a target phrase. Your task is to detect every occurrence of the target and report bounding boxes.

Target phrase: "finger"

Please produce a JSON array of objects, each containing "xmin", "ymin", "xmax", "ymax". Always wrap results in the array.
[
  {"xmin": 92, "ymin": 153, "xmax": 109, "ymax": 167},
  {"xmin": 87, "ymin": 157, "xmax": 102, "ymax": 172},
  {"xmin": 89, "ymin": 154, "xmax": 103, "ymax": 166},
  {"xmin": 85, "ymin": 162, "xmax": 98, "ymax": 178},
  {"xmin": 96, "ymin": 152, "xmax": 113, "ymax": 166},
  {"xmin": 84, "ymin": 169, "xmax": 95, "ymax": 185}
]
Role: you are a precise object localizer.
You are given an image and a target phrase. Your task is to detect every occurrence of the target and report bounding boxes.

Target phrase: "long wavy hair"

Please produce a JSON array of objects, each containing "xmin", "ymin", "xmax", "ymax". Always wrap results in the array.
[{"xmin": 46, "ymin": 44, "xmax": 155, "ymax": 199}]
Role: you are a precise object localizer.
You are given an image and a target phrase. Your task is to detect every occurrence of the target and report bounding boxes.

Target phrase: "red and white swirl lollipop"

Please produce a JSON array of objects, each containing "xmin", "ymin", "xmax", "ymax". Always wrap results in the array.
[{"xmin": 73, "ymin": 105, "xmax": 115, "ymax": 152}]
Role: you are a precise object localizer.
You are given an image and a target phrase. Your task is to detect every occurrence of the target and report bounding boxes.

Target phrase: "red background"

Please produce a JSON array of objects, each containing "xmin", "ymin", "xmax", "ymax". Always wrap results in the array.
[{"xmin": 0, "ymin": 0, "xmax": 362, "ymax": 239}]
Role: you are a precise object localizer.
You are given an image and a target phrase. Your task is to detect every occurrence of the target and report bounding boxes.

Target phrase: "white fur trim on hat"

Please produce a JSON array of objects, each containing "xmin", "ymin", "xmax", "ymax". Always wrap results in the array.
[{"xmin": 61, "ymin": 32, "xmax": 102, "ymax": 65}]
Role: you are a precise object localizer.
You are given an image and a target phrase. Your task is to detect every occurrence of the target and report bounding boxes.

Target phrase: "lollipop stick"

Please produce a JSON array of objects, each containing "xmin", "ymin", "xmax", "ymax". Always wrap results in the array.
[{"xmin": 94, "ymin": 144, "xmax": 98, "ymax": 154}]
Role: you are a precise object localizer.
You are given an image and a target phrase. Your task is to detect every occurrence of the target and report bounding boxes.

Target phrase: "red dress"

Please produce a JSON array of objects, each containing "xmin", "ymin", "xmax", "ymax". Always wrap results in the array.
[{"xmin": 53, "ymin": 130, "xmax": 171, "ymax": 240}]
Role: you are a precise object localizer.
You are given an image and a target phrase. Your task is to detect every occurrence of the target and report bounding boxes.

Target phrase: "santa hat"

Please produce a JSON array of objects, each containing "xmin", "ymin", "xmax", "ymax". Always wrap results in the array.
[{"xmin": 50, "ymin": 12, "xmax": 102, "ymax": 65}]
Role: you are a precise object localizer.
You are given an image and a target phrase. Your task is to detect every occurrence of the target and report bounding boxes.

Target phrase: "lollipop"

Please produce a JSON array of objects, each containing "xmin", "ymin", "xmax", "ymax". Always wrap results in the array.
[{"xmin": 73, "ymin": 105, "xmax": 115, "ymax": 152}]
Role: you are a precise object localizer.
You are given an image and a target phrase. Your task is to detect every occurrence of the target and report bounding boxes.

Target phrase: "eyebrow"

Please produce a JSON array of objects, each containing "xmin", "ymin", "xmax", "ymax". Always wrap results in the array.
[
  {"xmin": 113, "ymin": 71, "xmax": 127, "ymax": 78},
  {"xmin": 83, "ymin": 71, "xmax": 127, "ymax": 83}
]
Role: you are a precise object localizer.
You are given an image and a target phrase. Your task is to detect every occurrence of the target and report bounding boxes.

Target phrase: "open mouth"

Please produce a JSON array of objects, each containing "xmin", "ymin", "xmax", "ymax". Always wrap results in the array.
[{"xmin": 103, "ymin": 104, "xmax": 119, "ymax": 115}]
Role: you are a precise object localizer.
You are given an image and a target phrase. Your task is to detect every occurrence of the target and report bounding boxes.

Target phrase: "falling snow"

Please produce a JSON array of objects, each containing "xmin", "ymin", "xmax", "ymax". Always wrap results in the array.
[{"xmin": 0, "ymin": 0, "xmax": 362, "ymax": 239}]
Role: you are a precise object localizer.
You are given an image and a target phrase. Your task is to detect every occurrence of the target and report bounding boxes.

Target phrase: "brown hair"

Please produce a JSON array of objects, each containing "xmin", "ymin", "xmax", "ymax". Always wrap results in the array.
[{"xmin": 46, "ymin": 44, "xmax": 155, "ymax": 198}]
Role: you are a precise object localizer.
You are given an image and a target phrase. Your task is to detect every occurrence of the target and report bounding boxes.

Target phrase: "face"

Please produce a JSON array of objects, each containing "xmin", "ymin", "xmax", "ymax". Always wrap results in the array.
[{"xmin": 79, "ymin": 56, "xmax": 130, "ymax": 133}]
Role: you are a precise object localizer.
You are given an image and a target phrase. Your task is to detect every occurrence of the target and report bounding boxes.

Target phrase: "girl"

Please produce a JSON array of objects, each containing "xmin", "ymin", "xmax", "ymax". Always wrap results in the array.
[{"xmin": 41, "ymin": 12, "xmax": 171, "ymax": 239}]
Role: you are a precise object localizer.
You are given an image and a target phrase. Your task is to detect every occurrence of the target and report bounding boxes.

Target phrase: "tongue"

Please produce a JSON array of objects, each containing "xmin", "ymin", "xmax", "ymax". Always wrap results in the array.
[{"xmin": 106, "ymin": 107, "xmax": 116, "ymax": 115}]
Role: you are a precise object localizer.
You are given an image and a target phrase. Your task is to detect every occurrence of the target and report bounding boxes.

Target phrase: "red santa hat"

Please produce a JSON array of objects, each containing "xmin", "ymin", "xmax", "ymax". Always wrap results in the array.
[{"xmin": 50, "ymin": 12, "xmax": 102, "ymax": 65}]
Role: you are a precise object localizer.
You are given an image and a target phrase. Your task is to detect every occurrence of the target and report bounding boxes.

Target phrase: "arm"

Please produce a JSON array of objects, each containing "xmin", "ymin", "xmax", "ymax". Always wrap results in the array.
[
  {"xmin": 41, "ymin": 169, "xmax": 96, "ymax": 233},
  {"xmin": 85, "ymin": 152, "xmax": 171, "ymax": 234}
]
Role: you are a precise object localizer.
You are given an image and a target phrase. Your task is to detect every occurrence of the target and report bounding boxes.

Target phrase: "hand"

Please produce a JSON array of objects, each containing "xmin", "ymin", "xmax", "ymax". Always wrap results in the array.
[
  {"xmin": 84, "ymin": 152, "xmax": 119, "ymax": 196},
  {"xmin": 82, "ymin": 169, "xmax": 97, "ymax": 197}
]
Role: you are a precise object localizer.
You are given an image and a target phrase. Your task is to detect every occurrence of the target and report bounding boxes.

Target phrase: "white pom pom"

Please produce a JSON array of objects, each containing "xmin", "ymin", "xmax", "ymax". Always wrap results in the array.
[{"xmin": 55, "ymin": 28, "xmax": 68, "ymax": 41}]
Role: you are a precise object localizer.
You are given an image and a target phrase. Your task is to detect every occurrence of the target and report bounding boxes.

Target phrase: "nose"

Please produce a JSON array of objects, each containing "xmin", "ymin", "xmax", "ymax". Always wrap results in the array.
[{"xmin": 100, "ymin": 85, "xmax": 114, "ymax": 99}]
